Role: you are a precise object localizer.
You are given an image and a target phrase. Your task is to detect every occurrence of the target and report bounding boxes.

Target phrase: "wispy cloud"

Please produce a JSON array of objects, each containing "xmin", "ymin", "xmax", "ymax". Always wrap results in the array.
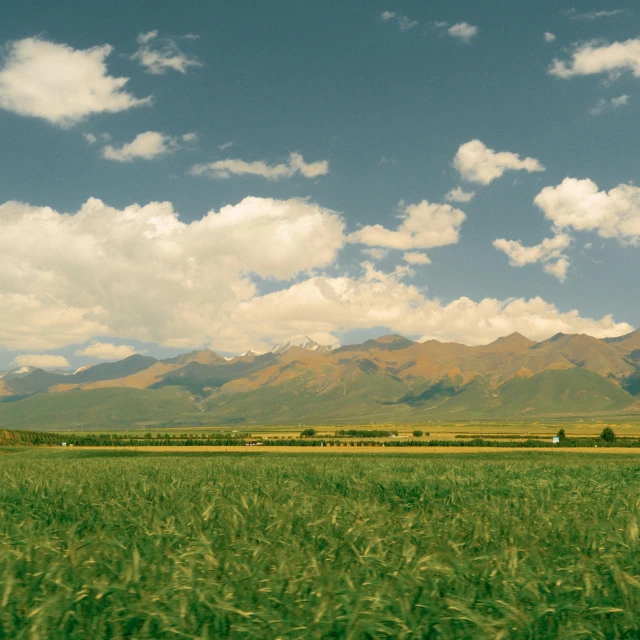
[
  {"xmin": 564, "ymin": 8, "xmax": 630, "ymax": 21},
  {"xmin": 590, "ymin": 94, "xmax": 629, "ymax": 114},
  {"xmin": 445, "ymin": 186, "xmax": 475, "ymax": 203},
  {"xmin": 102, "ymin": 131, "xmax": 185, "ymax": 162},
  {"xmin": 190, "ymin": 152, "xmax": 329, "ymax": 180},
  {"xmin": 380, "ymin": 11, "xmax": 418, "ymax": 32},
  {"xmin": 544, "ymin": 32, "xmax": 557, "ymax": 43},
  {"xmin": 132, "ymin": 30, "xmax": 202, "ymax": 74},
  {"xmin": 447, "ymin": 22, "xmax": 479, "ymax": 42}
]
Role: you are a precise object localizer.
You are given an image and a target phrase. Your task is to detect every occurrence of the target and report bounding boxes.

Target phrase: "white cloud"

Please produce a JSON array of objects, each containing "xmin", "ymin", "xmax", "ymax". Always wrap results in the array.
[
  {"xmin": 403, "ymin": 252, "xmax": 431, "ymax": 265},
  {"xmin": 137, "ymin": 30, "xmax": 159, "ymax": 45},
  {"xmin": 590, "ymin": 94, "xmax": 629, "ymax": 114},
  {"xmin": 223, "ymin": 265, "xmax": 632, "ymax": 349},
  {"xmin": 181, "ymin": 132, "xmax": 198, "ymax": 142},
  {"xmin": 11, "ymin": 354, "xmax": 71, "ymax": 369},
  {"xmin": 190, "ymin": 152, "xmax": 329, "ymax": 180},
  {"xmin": 534, "ymin": 178, "xmax": 640, "ymax": 242},
  {"xmin": 544, "ymin": 32, "xmax": 557, "ymax": 43},
  {"xmin": 218, "ymin": 141, "xmax": 234, "ymax": 150},
  {"xmin": 361, "ymin": 247, "xmax": 389, "ymax": 260},
  {"xmin": 549, "ymin": 38, "xmax": 640, "ymax": 79},
  {"xmin": 0, "ymin": 37, "xmax": 150, "ymax": 127},
  {"xmin": 493, "ymin": 234, "xmax": 572, "ymax": 282},
  {"xmin": 447, "ymin": 22, "xmax": 479, "ymax": 42},
  {"xmin": 381, "ymin": 11, "xmax": 418, "ymax": 31},
  {"xmin": 102, "ymin": 131, "xmax": 182, "ymax": 162},
  {"xmin": 0, "ymin": 197, "xmax": 345, "ymax": 351},
  {"xmin": 454, "ymin": 140, "xmax": 545, "ymax": 185},
  {"xmin": 544, "ymin": 258, "xmax": 570, "ymax": 281},
  {"xmin": 565, "ymin": 8, "xmax": 629, "ymax": 21},
  {"xmin": 75, "ymin": 342, "xmax": 137, "ymax": 360},
  {"xmin": 83, "ymin": 133, "xmax": 97, "ymax": 144},
  {"xmin": 349, "ymin": 200, "xmax": 466, "ymax": 250},
  {"xmin": 611, "ymin": 94, "xmax": 630, "ymax": 107},
  {"xmin": 445, "ymin": 186, "xmax": 475, "ymax": 203},
  {"xmin": 132, "ymin": 30, "xmax": 201, "ymax": 74}
]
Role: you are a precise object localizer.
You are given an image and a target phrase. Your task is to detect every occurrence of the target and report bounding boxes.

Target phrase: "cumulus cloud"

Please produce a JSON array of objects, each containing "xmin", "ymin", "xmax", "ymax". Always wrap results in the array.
[
  {"xmin": 544, "ymin": 32, "xmax": 557, "ymax": 43},
  {"xmin": 381, "ymin": 11, "xmax": 418, "ymax": 31},
  {"xmin": 445, "ymin": 186, "xmax": 475, "ymax": 203},
  {"xmin": 447, "ymin": 23, "xmax": 479, "ymax": 42},
  {"xmin": 75, "ymin": 342, "xmax": 138, "ymax": 360},
  {"xmin": 349, "ymin": 200, "xmax": 466, "ymax": 250},
  {"xmin": 11, "ymin": 354, "xmax": 71, "ymax": 369},
  {"xmin": 493, "ymin": 234, "xmax": 572, "ymax": 282},
  {"xmin": 403, "ymin": 252, "xmax": 431, "ymax": 265},
  {"xmin": 102, "ymin": 131, "xmax": 182, "ymax": 161},
  {"xmin": 190, "ymin": 152, "xmax": 329, "ymax": 180},
  {"xmin": 0, "ymin": 197, "xmax": 345, "ymax": 351},
  {"xmin": 0, "ymin": 37, "xmax": 150, "ymax": 127},
  {"xmin": 549, "ymin": 38, "xmax": 640, "ymax": 79},
  {"xmin": 590, "ymin": 94, "xmax": 629, "ymax": 114},
  {"xmin": 223, "ymin": 264, "xmax": 631, "ymax": 349},
  {"xmin": 534, "ymin": 178, "xmax": 640, "ymax": 242},
  {"xmin": 454, "ymin": 140, "xmax": 545, "ymax": 185},
  {"xmin": 83, "ymin": 133, "xmax": 97, "ymax": 144},
  {"xmin": 132, "ymin": 30, "xmax": 201, "ymax": 74}
]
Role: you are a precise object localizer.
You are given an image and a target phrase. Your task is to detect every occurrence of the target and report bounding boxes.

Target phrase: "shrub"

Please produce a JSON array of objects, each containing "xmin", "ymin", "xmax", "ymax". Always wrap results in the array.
[
  {"xmin": 600, "ymin": 427, "xmax": 616, "ymax": 443},
  {"xmin": 300, "ymin": 428, "xmax": 316, "ymax": 438},
  {"xmin": 413, "ymin": 430, "xmax": 424, "ymax": 437},
  {"xmin": 557, "ymin": 428, "xmax": 566, "ymax": 441}
]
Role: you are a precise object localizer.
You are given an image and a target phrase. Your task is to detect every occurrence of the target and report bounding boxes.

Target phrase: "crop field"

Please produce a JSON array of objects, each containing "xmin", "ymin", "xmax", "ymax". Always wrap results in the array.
[{"xmin": 1, "ymin": 450, "xmax": 640, "ymax": 638}]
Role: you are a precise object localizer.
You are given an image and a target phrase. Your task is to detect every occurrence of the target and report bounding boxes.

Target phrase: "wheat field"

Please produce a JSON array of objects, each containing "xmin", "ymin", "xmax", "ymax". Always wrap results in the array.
[{"xmin": 1, "ymin": 448, "xmax": 640, "ymax": 638}]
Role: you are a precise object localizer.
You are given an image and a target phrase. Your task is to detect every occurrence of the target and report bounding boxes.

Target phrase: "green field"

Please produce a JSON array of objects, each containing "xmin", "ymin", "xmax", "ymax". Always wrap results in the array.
[{"xmin": 2, "ymin": 450, "xmax": 640, "ymax": 638}]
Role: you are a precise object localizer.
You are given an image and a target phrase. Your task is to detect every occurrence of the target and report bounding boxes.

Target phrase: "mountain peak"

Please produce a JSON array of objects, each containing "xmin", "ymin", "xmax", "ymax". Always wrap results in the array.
[
  {"xmin": 489, "ymin": 332, "xmax": 535, "ymax": 350},
  {"xmin": 270, "ymin": 336, "xmax": 339, "ymax": 355}
]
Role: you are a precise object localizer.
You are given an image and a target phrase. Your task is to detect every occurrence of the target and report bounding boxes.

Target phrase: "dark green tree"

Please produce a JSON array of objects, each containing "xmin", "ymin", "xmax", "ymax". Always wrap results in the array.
[
  {"xmin": 557, "ymin": 428, "xmax": 566, "ymax": 441},
  {"xmin": 600, "ymin": 427, "xmax": 616, "ymax": 443},
  {"xmin": 413, "ymin": 430, "xmax": 424, "ymax": 437},
  {"xmin": 300, "ymin": 428, "xmax": 316, "ymax": 438}
]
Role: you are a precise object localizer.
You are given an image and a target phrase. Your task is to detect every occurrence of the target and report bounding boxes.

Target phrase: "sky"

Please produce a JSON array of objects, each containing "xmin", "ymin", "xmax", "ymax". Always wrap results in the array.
[{"xmin": 0, "ymin": 0, "xmax": 639, "ymax": 370}]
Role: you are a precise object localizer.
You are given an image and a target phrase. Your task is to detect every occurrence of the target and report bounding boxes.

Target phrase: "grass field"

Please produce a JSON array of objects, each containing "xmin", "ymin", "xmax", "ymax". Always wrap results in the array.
[{"xmin": 2, "ymin": 450, "xmax": 640, "ymax": 638}]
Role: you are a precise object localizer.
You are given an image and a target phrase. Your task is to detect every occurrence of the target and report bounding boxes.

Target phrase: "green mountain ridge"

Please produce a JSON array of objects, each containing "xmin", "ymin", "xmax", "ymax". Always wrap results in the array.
[{"xmin": 1, "ymin": 329, "xmax": 639, "ymax": 430}]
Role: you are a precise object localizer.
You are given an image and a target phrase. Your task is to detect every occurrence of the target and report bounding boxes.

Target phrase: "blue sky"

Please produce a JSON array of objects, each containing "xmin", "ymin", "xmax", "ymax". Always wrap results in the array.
[{"xmin": 0, "ymin": 0, "xmax": 639, "ymax": 369}]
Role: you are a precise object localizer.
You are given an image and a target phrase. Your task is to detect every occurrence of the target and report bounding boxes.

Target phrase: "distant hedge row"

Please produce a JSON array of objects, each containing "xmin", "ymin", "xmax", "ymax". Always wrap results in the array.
[{"xmin": 2, "ymin": 429, "xmax": 637, "ymax": 449}]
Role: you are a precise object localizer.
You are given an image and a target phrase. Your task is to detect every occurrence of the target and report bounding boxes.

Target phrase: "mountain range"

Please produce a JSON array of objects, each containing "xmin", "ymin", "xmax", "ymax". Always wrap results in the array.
[{"xmin": 1, "ymin": 330, "xmax": 640, "ymax": 430}]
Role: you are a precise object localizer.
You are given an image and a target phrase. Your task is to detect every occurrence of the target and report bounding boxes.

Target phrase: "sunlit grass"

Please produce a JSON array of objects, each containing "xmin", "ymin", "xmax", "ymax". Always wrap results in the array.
[{"xmin": 1, "ymin": 450, "xmax": 640, "ymax": 638}]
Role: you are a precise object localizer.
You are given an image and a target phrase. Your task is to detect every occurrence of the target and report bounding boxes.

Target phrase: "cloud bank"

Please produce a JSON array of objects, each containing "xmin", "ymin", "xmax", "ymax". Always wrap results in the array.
[{"xmin": 0, "ymin": 197, "xmax": 630, "ymax": 353}]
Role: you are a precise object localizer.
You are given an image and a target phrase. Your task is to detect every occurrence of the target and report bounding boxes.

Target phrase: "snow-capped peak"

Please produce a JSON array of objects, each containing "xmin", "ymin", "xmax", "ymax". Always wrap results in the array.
[
  {"xmin": 73, "ymin": 365, "xmax": 93, "ymax": 375},
  {"xmin": 270, "ymin": 335, "xmax": 340, "ymax": 355}
]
